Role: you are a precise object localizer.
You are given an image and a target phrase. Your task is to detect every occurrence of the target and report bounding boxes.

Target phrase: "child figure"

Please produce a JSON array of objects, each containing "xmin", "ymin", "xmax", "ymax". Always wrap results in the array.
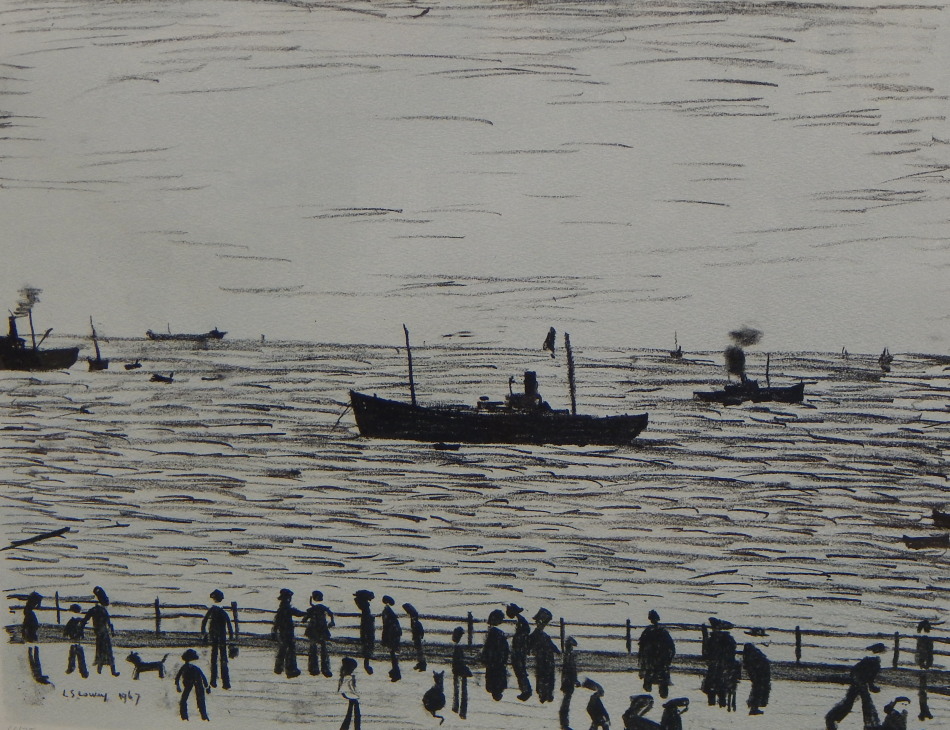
[
  {"xmin": 338, "ymin": 656, "xmax": 361, "ymax": 730},
  {"xmin": 64, "ymin": 604, "xmax": 89, "ymax": 678},
  {"xmin": 176, "ymin": 649, "xmax": 210, "ymax": 721}
]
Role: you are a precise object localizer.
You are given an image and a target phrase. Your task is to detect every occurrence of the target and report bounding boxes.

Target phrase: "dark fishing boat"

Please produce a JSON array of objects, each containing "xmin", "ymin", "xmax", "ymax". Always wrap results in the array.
[
  {"xmin": 87, "ymin": 317, "xmax": 109, "ymax": 371},
  {"xmin": 932, "ymin": 508, "xmax": 950, "ymax": 529},
  {"xmin": 145, "ymin": 327, "xmax": 226, "ymax": 342},
  {"xmin": 350, "ymin": 328, "xmax": 649, "ymax": 446},
  {"xmin": 878, "ymin": 347, "xmax": 893, "ymax": 373},
  {"xmin": 124, "ymin": 360, "xmax": 142, "ymax": 370},
  {"xmin": 902, "ymin": 533, "xmax": 950, "ymax": 550},
  {"xmin": 694, "ymin": 379, "xmax": 805, "ymax": 406},
  {"xmin": 0, "ymin": 313, "xmax": 79, "ymax": 371},
  {"xmin": 150, "ymin": 372, "xmax": 174, "ymax": 383},
  {"xmin": 670, "ymin": 332, "xmax": 683, "ymax": 359}
]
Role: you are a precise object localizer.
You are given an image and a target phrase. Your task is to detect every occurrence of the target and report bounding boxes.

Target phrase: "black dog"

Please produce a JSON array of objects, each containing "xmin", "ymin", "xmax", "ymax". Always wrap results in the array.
[{"xmin": 126, "ymin": 651, "xmax": 169, "ymax": 679}]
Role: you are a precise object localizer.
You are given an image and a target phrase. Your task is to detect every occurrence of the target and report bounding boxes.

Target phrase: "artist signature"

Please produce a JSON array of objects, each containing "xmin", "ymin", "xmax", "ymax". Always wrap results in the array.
[{"xmin": 61, "ymin": 689, "xmax": 141, "ymax": 705}]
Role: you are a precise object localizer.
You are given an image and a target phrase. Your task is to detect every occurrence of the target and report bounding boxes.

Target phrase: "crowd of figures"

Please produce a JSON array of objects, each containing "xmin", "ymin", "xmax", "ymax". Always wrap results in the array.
[{"xmin": 17, "ymin": 587, "xmax": 938, "ymax": 729}]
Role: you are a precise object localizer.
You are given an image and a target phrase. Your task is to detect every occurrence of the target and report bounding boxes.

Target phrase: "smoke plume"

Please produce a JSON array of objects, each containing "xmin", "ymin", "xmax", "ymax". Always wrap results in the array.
[
  {"xmin": 14, "ymin": 286, "xmax": 42, "ymax": 316},
  {"xmin": 724, "ymin": 345, "xmax": 746, "ymax": 378},
  {"xmin": 729, "ymin": 326, "xmax": 762, "ymax": 347}
]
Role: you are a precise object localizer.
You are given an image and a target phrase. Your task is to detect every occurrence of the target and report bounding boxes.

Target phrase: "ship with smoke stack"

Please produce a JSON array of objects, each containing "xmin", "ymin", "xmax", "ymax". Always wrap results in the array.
[
  {"xmin": 693, "ymin": 327, "xmax": 805, "ymax": 405},
  {"xmin": 0, "ymin": 288, "xmax": 79, "ymax": 371}
]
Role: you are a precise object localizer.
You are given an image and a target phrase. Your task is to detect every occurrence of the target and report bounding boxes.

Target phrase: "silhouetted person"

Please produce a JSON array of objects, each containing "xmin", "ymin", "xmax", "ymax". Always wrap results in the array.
[
  {"xmin": 64, "ymin": 603, "xmax": 89, "ymax": 678},
  {"xmin": 638, "ymin": 609, "xmax": 676, "ymax": 699},
  {"xmin": 742, "ymin": 642, "xmax": 770, "ymax": 715},
  {"xmin": 702, "ymin": 617, "xmax": 738, "ymax": 710},
  {"xmin": 303, "ymin": 590, "xmax": 335, "ymax": 677},
  {"xmin": 583, "ymin": 678, "xmax": 609, "ymax": 730},
  {"xmin": 660, "ymin": 698, "xmax": 689, "ymax": 730},
  {"xmin": 338, "ymin": 656, "xmax": 361, "ymax": 730},
  {"xmin": 915, "ymin": 619, "xmax": 933, "ymax": 669},
  {"xmin": 623, "ymin": 695, "xmax": 661, "ymax": 730},
  {"xmin": 451, "ymin": 626, "xmax": 471, "ymax": 719},
  {"xmin": 543, "ymin": 327, "xmax": 556, "ymax": 357},
  {"xmin": 530, "ymin": 607, "xmax": 561, "ymax": 703},
  {"xmin": 200, "ymin": 589, "xmax": 233, "ymax": 689},
  {"xmin": 81, "ymin": 586, "xmax": 119, "ymax": 676},
  {"xmin": 380, "ymin": 595, "xmax": 402, "ymax": 681},
  {"xmin": 481, "ymin": 609, "xmax": 510, "ymax": 701},
  {"xmin": 354, "ymin": 590, "xmax": 375, "ymax": 675},
  {"xmin": 559, "ymin": 636, "xmax": 580, "ymax": 730},
  {"xmin": 22, "ymin": 591, "xmax": 49, "ymax": 684},
  {"xmin": 271, "ymin": 588, "xmax": 303, "ymax": 678},
  {"xmin": 825, "ymin": 642, "xmax": 887, "ymax": 730},
  {"xmin": 507, "ymin": 602, "xmax": 532, "ymax": 701},
  {"xmin": 403, "ymin": 603, "xmax": 426, "ymax": 671},
  {"xmin": 176, "ymin": 649, "xmax": 210, "ymax": 721},
  {"xmin": 880, "ymin": 696, "xmax": 911, "ymax": 730}
]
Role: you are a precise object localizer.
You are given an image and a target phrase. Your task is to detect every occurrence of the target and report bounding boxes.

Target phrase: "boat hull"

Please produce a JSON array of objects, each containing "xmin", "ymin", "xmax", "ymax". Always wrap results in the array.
[
  {"xmin": 903, "ymin": 534, "xmax": 950, "ymax": 550},
  {"xmin": 0, "ymin": 347, "xmax": 79, "ymax": 371},
  {"xmin": 930, "ymin": 509, "xmax": 950, "ymax": 529},
  {"xmin": 694, "ymin": 381, "xmax": 804, "ymax": 405},
  {"xmin": 350, "ymin": 391, "xmax": 648, "ymax": 446},
  {"xmin": 146, "ymin": 329, "xmax": 225, "ymax": 342}
]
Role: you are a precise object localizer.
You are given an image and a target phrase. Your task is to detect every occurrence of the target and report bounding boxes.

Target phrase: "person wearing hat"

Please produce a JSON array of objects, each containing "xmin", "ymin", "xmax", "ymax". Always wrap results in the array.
[
  {"xmin": 338, "ymin": 656, "xmax": 361, "ymax": 730},
  {"xmin": 701, "ymin": 616, "xmax": 738, "ymax": 710},
  {"xmin": 403, "ymin": 603, "xmax": 426, "ymax": 672},
  {"xmin": 303, "ymin": 590, "xmax": 335, "ymax": 678},
  {"xmin": 659, "ymin": 697, "xmax": 689, "ymax": 730},
  {"xmin": 506, "ymin": 603, "xmax": 533, "ymax": 701},
  {"xmin": 559, "ymin": 636, "xmax": 581, "ymax": 730},
  {"xmin": 742, "ymin": 642, "xmax": 770, "ymax": 715},
  {"xmin": 380, "ymin": 595, "xmax": 403, "ymax": 681},
  {"xmin": 825, "ymin": 642, "xmax": 887, "ymax": 730},
  {"xmin": 200, "ymin": 589, "xmax": 233, "ymax": 689},
  {"xmin": 480, "ymin": 609, "xmax": 510, "ymax": 701},
  {"xmin": 880, "ymin": 696, "xmax": 911, "ymax": 730},
  {"xmin": 176, "ymin": 648, "xmax": 211, "ymax": 721},
  {"xmin": 64, "ymin": 603, "xmax": 89, "ymax": 678},
  {"xmin": 22, "ymin": 591, "xmax": 50, "ymax": 684},
  {"xmin": 638, "ymin": 609, "xmax": 676, "ymax": 699},
  {"xmin": 451, "ymin": 626, "xmax": 472, "ymax": 719},
  {"xmin": 529, "ymin": 607, "xmax": 560, "ymax": 703},
  {"xmin": 271, "ymin": 588, "xmax": 304, "ymax": 678},
  {"xmin": 81, "ymin": 586, "xmax": 119, "ymax": 676},
  {"xmin": 353, "ymin": 590, "xmax": 375, "ymax": 675},
  {"xmin": 622, "ymin": 694, "xmax": 661, "ymax": 730},
  {"xmin": 583, "ymin": 678, "xmax": 609, "ymax": 730}
]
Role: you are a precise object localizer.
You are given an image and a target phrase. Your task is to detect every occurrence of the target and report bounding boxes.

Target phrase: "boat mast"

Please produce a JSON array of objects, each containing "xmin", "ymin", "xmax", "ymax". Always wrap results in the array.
[
  {"xmin": 28, "ymin": 311, "xmax": 37, "ymax": 350},
  {"xmin": 765, "ymin": 353, "xmax": 771, "ymax": 388},
  {"xmin": 90, "ymin": 317, "xmax": 102, "ymax": 360},
  {"xmin": 403, "ymin": 324, "xmax": 417, "ymax": 407},
  {"xmin": 564, "ymin": 332, "xmax": 577, "ymax": 416}
]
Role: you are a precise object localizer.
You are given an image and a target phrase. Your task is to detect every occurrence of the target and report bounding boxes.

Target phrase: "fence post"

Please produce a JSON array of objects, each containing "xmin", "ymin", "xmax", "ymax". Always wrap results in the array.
[
  {"xmin": 231, "ymin": 601, "xmax": 240, "ymax": 637},
  {"xmin": 560, "ymin": 617, "xmax": 565, "ymax": 651},
  {"xmin": 795, "ymin": 626, "xmax": 802, "ymax": 664},
  {"xmin": 154, "ymin": 597, "xmax": 162, "ymax": 636},
  {"xmin": 893, "ymin": 632, "xmax": 900, "ymax": 669},
  {"xmin": 625, "ymin": 619, "xmax": 632, "ymax": 654},
  {"xmin": 55, "ymin": 591, "xmax": 61, "ymax": 624},
  {"xmin": 467, "ymin": 612, "xmax": 474, "ymax": 646}
]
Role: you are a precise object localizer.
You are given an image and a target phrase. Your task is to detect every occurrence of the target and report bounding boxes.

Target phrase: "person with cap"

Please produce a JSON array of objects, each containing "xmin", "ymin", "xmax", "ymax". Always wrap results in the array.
[
  {"xmin": 200, "ymin": 589, "xmax": 233, "ymax": 689},
  {"xmin": 701, "ymin": 617, "xmax": 738, "ymax": 710},
  {"xmin": 480, "ymin": 609, "xmax": 510, "ymax": 701},
  {"xmin": 506, "ymin": 602, "xmax": 533, "ymax": 701},
  {"xmin": 176, "ymin": 648, "xmax": 211, "ymax": 721},
  {"xmin": 583, "ymin": 678, "xmax": 609, "ymax": 730},
  {"xmin": 742, "ymin": 641, "xmax": 770, "ymax": 715},
  {"xmin": 638, "ymin": 609, "xmax": 676, "ymax": 699},
  {"xmin": 271, "ymin": 588, "xmax": 304, "ymax": 678},
  {"xmin": 659, "ymin": 698, "xmax": 689, "ymax": 730},
  {"xmin": 559, "ymin": 636, "xmax": 581, "ymax": 730},
  {"xmin": 451, "ymin": 626, "xmax": 472, "ymax": 719},
  {"xmin": 880, "ymin": 696, "xmax": 911, "ymax": 730},
  {"xmin": 529, "ymin": 607, "xmax": 561, "ymax": 704},
  {"xmin": 380, "ymin": 595, "xmax": 403, "ymax": 681},
  {"xmin": 825, "ymin": 642, "xmax": 887, "ymax": 730},
  {"xmin": 403, "ymin": 603, "xmax": 427, "ymax": 672},
  {"xmin": 622, "ymin": 694, "xmax": 661, "ymax": 730},
  {"xmin": 353, "ymin": 590, "xmax": 375, "ymax": 675},
  {"xmin": 81, "ymin": 586, "xmax": 119, "ymax": 676},
  {"xmin": 22, "ymin": 591, "xmax": 49, "ymax": 684},
  {"xmin": 64, "ymin": 603, "xmax": 89, "ymax": 678},
  {"xmin": 338, "ymin": 656, "xmax": 361, "ymax": 730},
  {"xmin": 303, "ymin": 590, "xmax": 335, "ymax": 678}
]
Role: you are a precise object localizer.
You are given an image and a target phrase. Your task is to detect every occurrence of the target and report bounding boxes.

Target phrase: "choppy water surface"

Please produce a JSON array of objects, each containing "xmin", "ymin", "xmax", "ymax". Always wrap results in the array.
[{"xmin": 2, "ymin": 340, "xmax": 947, "ymax": 638}]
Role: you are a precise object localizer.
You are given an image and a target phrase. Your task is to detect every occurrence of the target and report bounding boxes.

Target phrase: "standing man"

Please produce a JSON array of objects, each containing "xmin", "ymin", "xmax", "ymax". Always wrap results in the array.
[
  {"xmin": 507, "ymin": 603, "xmax": 533, "ymax": 701},
  {"xmin": 303, "ymin": 590, "xmax": 335, "ymax": 678},
  {"xmin": 81, "ymin": 586, "xmax": 119, "ymax": 677},
  {"xmin": 200, "ymin": 589, "xmax": 233, "ymax": 690},
  {"xmin": 354, "ymin": 590, "xmax": 375, "ymax": 675},
  {"xmin": 451, "ymin": 626, "xmax": 472, "ymax": 719},
  {"xmin": 825, "ymin": 642, "xmax": 887, "ymax": 730},
  {"xmin": 176, "ymin": 649, "xmax": 211, "ymax": 722},
  {"xmin": 380, "ymin": 595, "xmax": 403, "ymax": 681},
  {"xmin": 559, "ymin": 636, "xmax": 580, "ymax": 730},
  {"xmin": 702, "ymin": 617, "xmax": 738, "ymax": 710},
  {"xmin": 529, "ymin": 607, "xmax": 561, "ymax": 704},
  {"xmin": 271, "ymin": 588, "xmax": 304, "ymax": 678},
  {"xmin": 481, "ymin": 609, "xmax": 510, "ymax": 702},
  {"xmin": 64, "ymin": 603, "xmax": 89, "ymax": 678},
  {"xmin": 916, "ymin": 619, "xmax": 934, "ymax": 721},
  {"xmin": 638, "ymin": 610, "xmax": 676, "ymax": 699}
]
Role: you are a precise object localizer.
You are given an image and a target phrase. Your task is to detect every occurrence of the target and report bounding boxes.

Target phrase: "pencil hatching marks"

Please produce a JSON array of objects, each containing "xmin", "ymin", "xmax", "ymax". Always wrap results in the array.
[
  {"xmin": 387, "ymin": 115, "xmax": 494, "ymax": 126},
  {"xmin": 307, "ymin": 208, "xmax": 403, "ymax": 220}
]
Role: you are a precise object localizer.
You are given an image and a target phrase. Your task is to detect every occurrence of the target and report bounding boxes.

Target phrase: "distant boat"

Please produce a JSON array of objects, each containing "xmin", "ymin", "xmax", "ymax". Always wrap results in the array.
[
  {"xmin": 878, "ymin": 347, "xmax": 893, "ymax": 373},
  {"xmin": 350, "ymin": 328, "xmax": 649, "ymax": 446},
  {"xmin": 694, "ymin": 379, "xmax": 804, "ymax": 405},
  {"xmin": 87, "ymin": 317, "xmax": 109, "ymax": 371},
  {"xmin": 150, "ymin": 372, "xmax": 174, "ymax": 383},
  {"xmin": 124, "ymin": 360, "xmax": 142, "ymax": 370},
  {"xmin": 0, "ymin": 311, "xmax": 79, "ymax": 371},
  {"xmin": 932, "ymin": 508, "xmax": 950, "ymax": 529},
  {"xmin": 902, "ymin": 533, "xmax": 950, "ymax": 550},
  {"xmin": 145, "ymin": 327, "xmax": 226, "ymax": 342},
  {"xmin": 670, "ymin": 332, "xmax": 683, "ymax": 359}
]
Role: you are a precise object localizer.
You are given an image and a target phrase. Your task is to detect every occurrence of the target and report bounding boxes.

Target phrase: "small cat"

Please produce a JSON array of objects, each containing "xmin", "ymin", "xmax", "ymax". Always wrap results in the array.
[{"xmin": 422, "ymin": 670, "xmax": 446, "ymax": 725}]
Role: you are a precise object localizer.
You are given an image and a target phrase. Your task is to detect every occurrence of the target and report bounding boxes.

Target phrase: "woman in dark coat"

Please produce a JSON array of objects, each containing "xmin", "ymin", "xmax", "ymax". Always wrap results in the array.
[
  {"xmin": 660, "ymin": 698, "xmax": 689, "ymax": 730},
  {"xmin": 81, "ymin": 586, "xmax": 119, "ymax": 676},
  {"xmin": 742, "ymin": 642, "xmax": 771, "ymax": 715},
  {"xmin": 529, "ymin": 607, "xmax": 561, "ymax": 703},
  {"xmin": 480, "ymin": 609, "xmax": 509, "ymax": 701},
  {"xmin": 354, "ymin": 590, "xmax": 375, "ymax": 675}
]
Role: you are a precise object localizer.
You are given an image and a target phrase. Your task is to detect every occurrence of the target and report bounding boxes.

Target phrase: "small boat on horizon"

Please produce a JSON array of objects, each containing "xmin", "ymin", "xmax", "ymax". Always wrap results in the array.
[
  {"xmin": 670, "ymin": 332, "xmax": 683, "ymax": 359},
  {"xmin": 902, "ymin": 533, "xmax": 950, "ymax": 550},
  {"xmin": 146, "ymin": 327, "xmax": 226, "ymax": 342},
  {"xmin": 0, "ymin": 297, "xmax": 79, "ymax": 371},
  {"xmin": 694, "ymin": 351, "xmax": 804, "ymax": 405},
  {"xmin": 124, "ymin": 360, "xmax": 142, "ymax": 370},
  {"xmin": 87, "ymin": 317, "xmax": 109, "ymax": 371},
  {"xmin": 879, "ymin": 347, "xmax": 894, "ymax": 373},
  {"xmin": 932, "ymin": 508, "xmax": 950, "ymax": 529},
  {"xmin": 150, "ymin": 372, "xmax": 174, "ymax": 383}
]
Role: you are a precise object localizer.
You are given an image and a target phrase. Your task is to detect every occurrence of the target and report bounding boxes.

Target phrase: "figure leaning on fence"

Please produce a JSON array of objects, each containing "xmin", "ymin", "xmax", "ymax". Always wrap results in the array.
[
  {"xmin": 825, "ymin": 642, "xmax": 887, "ymax": 730},
  {"xmin": 271, "ymin": 588, "xmax": 304, "ymax": 678},
  {"xmin": 64, "ymin": 603, "xmax": 89, "ymax": 678},
  {"xmin": 638, "ymin": 609, "xmax": 676, "ymax": 699},
  {"xmin": 200, "ymin": 589, "xmax": 233, "ymax": 689},
  {"xmin": 176, "ymin": 648, "xmax": 211, "ymax": 722},
  {"xmin": 81, "ymin": 586, "xmax": 120, "ymax": 676},
  {"xmin": 403, "ymin": 602, "xmax": 426, "ymax": 672},
  {"xmin": 303, "ymin": 590, "xmax": 335, "ymax": 678}
]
